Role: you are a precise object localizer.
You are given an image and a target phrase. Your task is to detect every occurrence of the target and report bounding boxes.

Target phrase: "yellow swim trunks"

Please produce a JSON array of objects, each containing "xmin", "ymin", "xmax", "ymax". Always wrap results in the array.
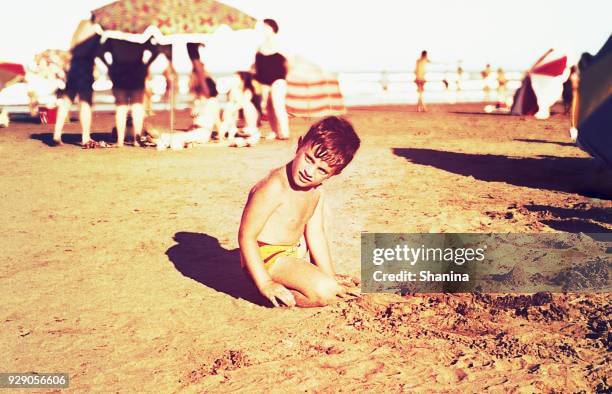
[{"xmin": 258, "ymin": 241, "xmax": 299, "ymax": 271}]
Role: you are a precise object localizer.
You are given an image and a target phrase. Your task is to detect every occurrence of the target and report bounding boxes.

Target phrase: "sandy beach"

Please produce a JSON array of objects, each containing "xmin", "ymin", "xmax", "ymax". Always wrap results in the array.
[{"xmin": 1, "ymin": 103, "xmax": 610, "ymax": 392}]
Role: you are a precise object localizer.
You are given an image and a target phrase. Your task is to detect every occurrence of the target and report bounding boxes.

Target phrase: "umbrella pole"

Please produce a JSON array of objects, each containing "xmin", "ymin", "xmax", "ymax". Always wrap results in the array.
[
  {"xmin": 170, "ymin": 82, "xmax": 175, "ymax": 132},
  {"xmin": 170, "ymin": 44, "xmax": 175, "ymax": 132}
]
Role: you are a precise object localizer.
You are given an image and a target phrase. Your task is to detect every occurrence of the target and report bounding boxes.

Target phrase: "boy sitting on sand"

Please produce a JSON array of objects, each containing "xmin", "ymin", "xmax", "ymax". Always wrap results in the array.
[{"xmin": 239, "ymin": 116, "xmax": 361, "ymax": 307}]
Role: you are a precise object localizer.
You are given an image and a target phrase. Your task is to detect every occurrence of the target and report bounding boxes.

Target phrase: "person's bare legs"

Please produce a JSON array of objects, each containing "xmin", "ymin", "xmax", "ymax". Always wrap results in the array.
[
  {"xmin": 0, "ymin": 107, "xmax": 9, "ymax": 128},
  {"xmin": 131, "ymin": 103, "xmax": 145, "ymax": 141},
  {"xmin": 199, "ymin": 98, "xmax": 221, "ymax": 132},
  {"xmin": 115, "ymin": 104, "xmax": 128, "ymax": 147},
  {"xmin": 270, "ymin": 79, "xmax": 289, "ymax": 139},
  {"xmin": 260, "ymin": 85, "xmax": 277, "ymax": 139},
  {"xmin": 260, "ymin": 85, "xmax": 270, "ymax": 117},
  {"xmin": 173, "ymin": 128, "xmax": 212, "ymax": 146},
  {"xmin": 268, "ymin": 257, "xmax": 343, "ymax": 308},
  {"xmin": 265, "ymin": 94, "xmax": 279, "ymax": 139},
  {"xmin": 569, "ymin": 90, "xmax": 580, "ymax": 140},
  {"xmin": 53, "ymin": 97, "xmax": 72, "ymax": 144},
  {"xmin": 243, "ymin": 100, "xmax": 259, "ymax": 131},
  {"xmin": 79, "ymin": 101, "xmax": 92, "ymax": 144},
  {"xmin": 417, "ymin": 90, "xmax": 427, "ymax": 112},
  {"xmin": 220, "ymin": 103, "xmax": 239, "ymax": 141}
]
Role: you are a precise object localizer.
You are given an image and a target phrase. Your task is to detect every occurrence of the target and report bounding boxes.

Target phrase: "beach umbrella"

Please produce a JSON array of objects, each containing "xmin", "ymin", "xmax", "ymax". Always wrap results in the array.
[
  {"xmin": 511, "ymin": 49, "xmax": 568, "ymax": 119},
  {"xmin": 0, "ymin": 63, "xmax": 26, "ymax": 91},
  {"xmin": 576, "ymin": 35, "xmax": 612, "ymax": 169},
  {"xmin": 92, "ymin": 0, "xmax": 256, "ymax": 131},
  {"xmin": 286, "ymin": 55, "xmax": 346, "ymax": 118},
  {"xmin": 92, "ymin": 0, "xmax": 256, "ymax": 43}
]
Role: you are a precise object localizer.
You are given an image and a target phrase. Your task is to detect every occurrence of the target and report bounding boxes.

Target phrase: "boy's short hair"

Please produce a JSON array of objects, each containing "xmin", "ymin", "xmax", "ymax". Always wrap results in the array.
[
  {"xmin": 300, "ymin": 116, "xmax": 360, "ymax": 174},
  {"xmin": 263, "ymin": 19, "xmax": 279, "ymax": 34}
]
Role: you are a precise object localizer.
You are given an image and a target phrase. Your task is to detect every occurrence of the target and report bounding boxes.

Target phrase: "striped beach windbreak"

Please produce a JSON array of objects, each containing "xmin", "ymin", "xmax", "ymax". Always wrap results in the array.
[{"xmin": 286, "ymin": 55, "xmax": 346, "ymax": 118}]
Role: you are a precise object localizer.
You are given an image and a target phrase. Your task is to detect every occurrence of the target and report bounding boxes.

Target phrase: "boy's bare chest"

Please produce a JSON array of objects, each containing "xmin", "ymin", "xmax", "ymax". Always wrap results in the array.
[{"xmin": 271, "ymin": 191, "xmax": 318, "ymax": 229}]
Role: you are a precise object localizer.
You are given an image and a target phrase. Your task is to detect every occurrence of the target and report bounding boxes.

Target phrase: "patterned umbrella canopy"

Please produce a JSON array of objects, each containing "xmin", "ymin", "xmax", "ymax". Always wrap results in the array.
[
  {"xmin": 92, "ymin": 0, "xmax": 256, "ymax": 36},
  {"xmin": 0, "ymin": 63, "xmax": 26, "ymax": 90},
  {"xmin": 33, "ymin": 49, "xmax": 71, "ymax": 81}
]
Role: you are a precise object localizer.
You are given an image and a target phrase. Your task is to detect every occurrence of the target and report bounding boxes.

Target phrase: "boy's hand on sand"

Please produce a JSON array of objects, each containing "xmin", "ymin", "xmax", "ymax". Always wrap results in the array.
[
  {"xmin": 334, "ymin": 274, "xmax": 361, "ymax": 298},
  {"xmin": 261, "ymin": 282, "xmax": 296, "ymax": 307},
  {"xmin": 334, "ymin": 273, "xmax": 360, "ymax": 288}
]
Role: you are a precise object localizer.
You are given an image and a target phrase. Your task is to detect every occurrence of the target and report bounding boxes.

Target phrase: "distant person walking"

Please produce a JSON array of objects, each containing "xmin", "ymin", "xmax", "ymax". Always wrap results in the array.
[
  {"xmin": 253, "ymin": 19, "xmax": 290, "ymax": 140},
  {"xmin": 496, "ymin": 67, "xmax": 507, "ymax": 106},
  {"xmin": 456, "ymin": 62, "xmax": 464, "ymax": 91},
  {"xmin": 481, "ymin": 63, "xmax": 492, "ymax": 101},
  {"xmin": 99, "ymin": 38, "xmax": 160, "ymax": 147},
  {"xmin": 53, "ymin": 19, "xmax": 102, "ymax": 147},
  {"xmin": 415, "ymin": 50, "xmax": 430, "ymax": 112},
  {"xmin": 563, "ymin": 66, "xmax": 578, "ymax": 115},
  {"xmin": 563, "ymin": 65, "xmax": 579, "ymax": 140}
]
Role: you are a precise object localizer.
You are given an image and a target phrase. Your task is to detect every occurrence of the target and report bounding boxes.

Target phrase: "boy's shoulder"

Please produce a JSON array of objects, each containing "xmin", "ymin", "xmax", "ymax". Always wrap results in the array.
[{"xmin": 251, "ymin": 166, "xmax": 286, "ymax": 195}]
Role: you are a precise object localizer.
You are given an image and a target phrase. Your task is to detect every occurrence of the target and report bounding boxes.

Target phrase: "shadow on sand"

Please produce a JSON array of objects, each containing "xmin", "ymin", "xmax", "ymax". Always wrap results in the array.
[
  {"xmin": 9, "ymin": 113, "xmax": 79, "ymax": 124},
  {"xmin": 166, "ymin": 232, "xmax": 269, "ymax": 307},
  {"xmin": 514, "ymin": 138, "xmax": 575, "ymax": 147},
  {"xmin": 30, "ymin": 132, "xmax": 116, "ymax": 147},
  {"xmin": 525, "ymin": 204, "xmax": 611, "ymax": 224},
  {"xmin": 9, "ymin": 113, "xmax": 43, "ymax": 124},
  {"xmin": 392, "ymin": 147, "xmax": 612, "ymax": 200},
  {"xmin": 524, "ymin": 204, "xmax": 612, "ymax": 241},
  {"xmin": 449, "ymin": 111, "xmax": 513, "ymax": 117},
  {"xmin": 539, "ymin": 220, "xmax": 611, "ymax": 240}
]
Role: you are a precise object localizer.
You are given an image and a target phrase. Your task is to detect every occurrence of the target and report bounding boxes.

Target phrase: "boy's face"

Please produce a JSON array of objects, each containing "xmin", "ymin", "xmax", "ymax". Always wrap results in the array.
[{"xmin": 291, "ymin": 142, "xmax": 336, "ymax": 188}]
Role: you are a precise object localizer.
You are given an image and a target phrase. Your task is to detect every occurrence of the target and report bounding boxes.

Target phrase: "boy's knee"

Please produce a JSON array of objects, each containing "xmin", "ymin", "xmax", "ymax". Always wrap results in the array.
[{"xmin": 308, "ymin": 278, "xmax": 339, "ymax": 305}]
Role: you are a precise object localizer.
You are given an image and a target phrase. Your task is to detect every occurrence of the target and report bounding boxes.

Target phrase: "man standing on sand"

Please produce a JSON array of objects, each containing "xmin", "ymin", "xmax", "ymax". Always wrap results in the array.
[
  {"xmin": 53, "ymin": 19, "xmax": 102, "ymax": 147},
  {"xmin": 415, "ymin": 50, "xmax": 430, "ymax": 112},
  {"xmin": 98, "ymin": 37, "xmax": 160, "ymax": 147}
]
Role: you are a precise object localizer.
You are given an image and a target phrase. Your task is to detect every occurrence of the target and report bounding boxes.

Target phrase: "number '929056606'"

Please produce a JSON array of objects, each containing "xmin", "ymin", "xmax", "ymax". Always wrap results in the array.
[{"xmin": 0, "ymin": 373, "xmax": 69, "ymax": 388}]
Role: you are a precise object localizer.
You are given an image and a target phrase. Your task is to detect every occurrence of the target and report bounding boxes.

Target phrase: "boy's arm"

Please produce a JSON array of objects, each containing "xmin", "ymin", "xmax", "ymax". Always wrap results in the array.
[
  {"xmin": 304, "ymin": 194, "xmax": 335, "ymax": 277},
  {"xmin": 238, "ymin": 178, "xmax": 296, "ymax": 307},
  {"xmin": 305, "ymin": 194, "xmax": 361, "ymax": 291}
]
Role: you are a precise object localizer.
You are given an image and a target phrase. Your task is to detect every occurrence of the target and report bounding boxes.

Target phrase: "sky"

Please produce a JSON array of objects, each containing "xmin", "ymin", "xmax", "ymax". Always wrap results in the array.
[{"xmin": 1, "ymin": 0, "xmax": 610, "ymax": 72}]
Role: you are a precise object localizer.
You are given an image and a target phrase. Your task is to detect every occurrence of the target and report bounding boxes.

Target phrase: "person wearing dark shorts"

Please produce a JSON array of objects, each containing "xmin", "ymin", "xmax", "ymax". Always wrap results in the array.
[
  {"xmin": 99, "ymin": 38, "xmax": 160, "ymax": 147},
  {"xmin": 53, "ymin": 19, "xmax": 102, "ymax": 146}
]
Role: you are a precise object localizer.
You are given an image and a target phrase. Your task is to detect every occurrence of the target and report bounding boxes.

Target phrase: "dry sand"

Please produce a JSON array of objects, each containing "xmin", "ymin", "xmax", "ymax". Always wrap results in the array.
[{"xmin": 1, "ymin": 104, "xmax": 610, "ymax": 392}]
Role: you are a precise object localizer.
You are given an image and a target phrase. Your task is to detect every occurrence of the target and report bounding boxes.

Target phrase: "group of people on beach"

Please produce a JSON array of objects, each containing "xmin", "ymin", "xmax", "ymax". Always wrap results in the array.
[
  {"xmin": 52, "ymin": 18, "xmax": 291, "ymax": 149},
  {"xmin": 47, "ymin": 15, "xmax": 363, "ymax": 307},
  {"xmin": 414, "ymin": 50, "xmax": 510, "ymax": 112}
]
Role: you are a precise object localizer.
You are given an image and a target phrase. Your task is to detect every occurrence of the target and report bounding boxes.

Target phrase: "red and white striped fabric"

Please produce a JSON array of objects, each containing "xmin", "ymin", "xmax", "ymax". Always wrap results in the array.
[
  {"xmin": 531, "ymin": 49, "xmax": 567, "ymax": 77},
  {"xmin": 511, "ymin": 49, "xmax": 568, "ymax": 118},
  {"xmin": 0, "ymin": 62, "xmax": 26, "ymax": 91},
  {"xmin": 286, "ymin": 55, "xmax": 345, "ymax": 118}
]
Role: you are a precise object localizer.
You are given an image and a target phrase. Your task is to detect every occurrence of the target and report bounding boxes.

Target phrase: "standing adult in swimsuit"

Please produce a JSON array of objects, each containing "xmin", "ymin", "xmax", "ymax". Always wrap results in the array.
[
  {"xmin": 254, "ymin": 19, "xmax": 290, "ymax": 140},
  {"xmin": 53, "ymin": 19, "xmax": 102, "ymax": 146},
  {"xmin": 415, "ymin": 50, "xmax": 430, "ymax": 112}
]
